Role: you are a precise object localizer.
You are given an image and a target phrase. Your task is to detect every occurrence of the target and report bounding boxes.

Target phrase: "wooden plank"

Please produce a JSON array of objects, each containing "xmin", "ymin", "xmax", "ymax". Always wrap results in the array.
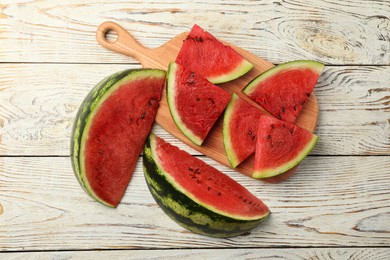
[
  {"xmin": 0, "ymin": 0, "xmax": 389, "ymax": 64},
  {"xmin": 0, "ymin": 156, "xmax": 389, "ymax": 250},
  {"xmin": 1, "ymin": 248, "xmax": 390, "ymax": 259},
  {"xmin": 0, "ymin": 64, "xmax": 389, "ymax": 156}
]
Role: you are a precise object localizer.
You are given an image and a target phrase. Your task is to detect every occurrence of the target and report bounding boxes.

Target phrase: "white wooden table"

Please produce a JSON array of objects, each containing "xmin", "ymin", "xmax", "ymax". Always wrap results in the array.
[{"xmin": 1, "ymin": 1, "xmax": 389, "ymax": 259}]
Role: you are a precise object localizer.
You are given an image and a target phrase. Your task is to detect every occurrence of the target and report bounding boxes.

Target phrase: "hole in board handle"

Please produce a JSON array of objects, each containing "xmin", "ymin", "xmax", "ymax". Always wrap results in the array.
[{"xmin": 104, "ymin": 29, "xmax": 118, "ymax": 43}]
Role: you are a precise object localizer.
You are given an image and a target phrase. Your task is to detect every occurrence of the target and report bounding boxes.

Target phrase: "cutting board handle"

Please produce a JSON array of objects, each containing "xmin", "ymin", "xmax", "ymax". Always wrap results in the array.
[{"xmin": 96, "ymin": 21, "xmax": 148, "ymax": 63}]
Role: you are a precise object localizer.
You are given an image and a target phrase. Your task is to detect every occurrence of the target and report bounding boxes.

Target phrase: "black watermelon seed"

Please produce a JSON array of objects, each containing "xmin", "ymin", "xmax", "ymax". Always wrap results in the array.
[
  {"xmin": 195, "ymin": 37, "xmax": 203, "ymax": 42},
  {"xmin": 141, "ymin": 111, "xmax": 146, "ymax": 119}
]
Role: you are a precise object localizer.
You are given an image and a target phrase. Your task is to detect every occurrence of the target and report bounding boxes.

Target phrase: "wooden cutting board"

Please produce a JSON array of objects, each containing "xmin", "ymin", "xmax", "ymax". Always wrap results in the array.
[{"xmin": 96, "ymin": 21, "xmax": 318, "ymax": 181}]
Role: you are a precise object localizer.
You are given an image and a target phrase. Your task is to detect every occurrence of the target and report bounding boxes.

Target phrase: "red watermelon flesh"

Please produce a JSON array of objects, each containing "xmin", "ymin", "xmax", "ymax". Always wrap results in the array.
[
  {"xmin": 84, "ymin": 74, "xmax": 165, "ymax": 207},
  {"xmin": 243, "ymin": 60, "xmax": 324, "ymax": 123},
  {"xmin": 152, "ymin": 134, "xmax": 269, "ymax": 219},
  {"xmin": 253, "ymin": 114, "xmax": 318, "ymax": 179},
  {"xmin": 176, "ymin": 24, "xmax": 253, "ymax": 84},
  {"xmin": 167, "ymin": 62, "xmax": 231, "ymax": 145},
  {"xmin": 223, "ymin": 94, "xmax": 264, "ymax": 168}
]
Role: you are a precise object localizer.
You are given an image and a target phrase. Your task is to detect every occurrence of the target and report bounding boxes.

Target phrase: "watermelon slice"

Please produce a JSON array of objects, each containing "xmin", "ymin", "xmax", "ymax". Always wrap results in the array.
[
  {"xmin": 166, "ymin": 62, "xmax": 231, "ymax": 145},
  {"xmin": 223, "ymin": 94, "xmax": 263, "ymax": 168},
  {"xmin": 176, "ymin": 24, "xmax": 253, "ymax": 84},
  {"xmin": 253, "ymin": 114, "xmax": 318, "ymax": 179},
  {"xmin": 71, "ymin": 69, "xmax": 166, "ymax": 207},
  {"xmin": 243, "ymin": 60, "xmax": 324, "ymax": 123},
  {"xmin": 143, "ymin": 133, "xmax": 270, "ymax": 237}
]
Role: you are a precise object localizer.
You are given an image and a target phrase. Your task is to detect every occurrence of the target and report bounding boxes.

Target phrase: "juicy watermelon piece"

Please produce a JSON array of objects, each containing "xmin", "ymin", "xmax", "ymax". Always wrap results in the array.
[
  {"xmin": 253, "ymin": 114, "xmax": 318, "ymax": 178},
  {"xmin": 143, "ymin": 133, "xmax": 270, "ymax": 237},
  {"xmin": 71, "ymin": 69, "xmax": 165, "ymax": 207},
  {"xmin": 223, "ymin": 94, "xmax": 263, "ymax": 168},
  {"xmin": 243, "ymin": 60, "xmax": 324, "ymax": 123},
  {"xmin": 167, "ymin": 62, "xmax": 231, "ymax": 145},
  {"xmin": 176, "ymin": 24, "xmax": 253, "ymax": 84}
]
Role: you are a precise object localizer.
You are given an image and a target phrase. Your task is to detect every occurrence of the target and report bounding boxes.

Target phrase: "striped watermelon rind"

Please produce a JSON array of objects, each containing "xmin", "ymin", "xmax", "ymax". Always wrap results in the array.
[{"xmin": 143, "ymin": 133, "xmax": 270, "ymax": 238}]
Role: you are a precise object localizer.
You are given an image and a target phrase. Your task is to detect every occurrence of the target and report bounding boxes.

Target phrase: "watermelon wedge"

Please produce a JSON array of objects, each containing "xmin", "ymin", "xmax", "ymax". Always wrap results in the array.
[
  {"xmin": 253, "ymin": 114, "xmax": 318, "ymax": 179},
  {"xmin": 223, "ymin": 94, "xmax": 263, "ymax": 168},
  {"xmin": 176, "ymin": 24, "xmax": 253, "ymax": 84},
  {"xmin": 166, "ymin": 62, "xmax": 231, "ymax": 145},
  {"xmin": 71, "ymin": 69, "xmax": 165, "ymax": 207},
  {"xmin": 143, "ymin": 133, "xmax": 270, "ymax": 237},
  {"xmin": 243, "ymin": 60, "xmax": 324, "ymax": 123}
]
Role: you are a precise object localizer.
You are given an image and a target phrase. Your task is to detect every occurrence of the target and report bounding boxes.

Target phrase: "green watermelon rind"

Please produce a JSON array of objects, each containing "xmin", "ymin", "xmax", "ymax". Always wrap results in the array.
[
  {"xmin": 143, "ymin": 133, "xmax": 270, "ymax": 238},
  {"xmin": 166, "ymin": 62, "xmax": 203, "ymax": 146},
  {"xmin": 242, "ymin": 60, "xmax": 324, "ymax": 96},
  {"xmin": 70, "ymin": 69, "xmax": 166, "ymax": 207},
  {"xmin": 252, "ymin": 134, "xmax": 319, "ymax": 179},
  {"xmin": 222, "ymin": 93, "xmax": 242, "ymax": 168},
  {"xmin": 208, "ymin": 59, "xmax": 253, "ymax": 85}
]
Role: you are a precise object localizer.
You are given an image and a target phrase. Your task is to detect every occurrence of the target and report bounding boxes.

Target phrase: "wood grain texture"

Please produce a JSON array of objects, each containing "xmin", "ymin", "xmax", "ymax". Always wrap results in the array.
[
  {"xmin": 0, "ymin": 64, "xmax": 388, "ymax": 156},
  {"xmin": 0, "ymin": 0, "xmax": 389, "ymax": 64},
  {"xmin": 2, "ymin": 248, "xmax": 390, "ymax": 260},
  {"xmin": 0, "ymin": 156, "xmax": 389, "ymax": 250}
]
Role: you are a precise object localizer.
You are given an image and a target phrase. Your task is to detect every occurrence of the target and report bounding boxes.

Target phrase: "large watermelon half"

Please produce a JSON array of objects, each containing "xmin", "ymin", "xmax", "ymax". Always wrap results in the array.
[
  {"xmin": 143, "ymin": 133, "xmax": 270, "ymax": 238},
  {"xmin": 176, "ymin": 24, "xmax": 253, "ymax": 84},
  {"xmin": 167, "ymin": 62, "xmax": 231, "ymax": 145},
  {"xmin": 243, "ymin": 60, "xmax": 324, "ymax": 123},
  {"xmin": 71, "ymin": 69, "xmax": 165, "ymax": 207},
  {"xmin": 223, "ymin": 93, "xmax": 263, "ymax": 168},
  {"xmin": 253, "ymin": 114, "xmax": 318, "ymax": 179}
]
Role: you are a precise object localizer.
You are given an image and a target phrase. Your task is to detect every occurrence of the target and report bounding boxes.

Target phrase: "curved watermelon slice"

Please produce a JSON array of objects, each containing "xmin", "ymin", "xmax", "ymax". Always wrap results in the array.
[
  {"xmin": 143, "ymin": 133, "xmax": 270, "ymax": 237},
  {"xmin": 253, "ymin": 114, "xmax": 318, "ymax": 179},
  {"xmin": 167, "ymin": 62, "xmax": 231, "ymax": 145},
  {"xmin": 71, "ymin": 69, "xmax": 165, "ymax": 207},
  {"xmin": 223, "ymin": 94, "xmax": 263, "ymax": 168},
  {"xmin": 176, "ymin": 24, "xmax": 253, "ymax": 84},
  {"xmin": 243, "ymin": 60, "xmax": 324, "ymax": 123}
]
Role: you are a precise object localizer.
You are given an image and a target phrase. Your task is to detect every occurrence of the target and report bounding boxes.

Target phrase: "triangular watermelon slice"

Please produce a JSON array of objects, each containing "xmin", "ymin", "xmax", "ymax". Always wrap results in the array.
[
  {"xmin": 253, "ymin": 114, "xmax": 318, "ymax": 179},
  {"xmin": 176, "ymin": 24, "xmax": 253, "ymax": 84},
  {"xmin": 223, "ymin": 94, "xmax": 264, "ymax": 168},
  {"xmin": 166, "ymin": 62, "xmax": 231, "ymax": 145},
  {"xmin": 243, "ymin": 60, "xmax": 324, "ymax": 123}
]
